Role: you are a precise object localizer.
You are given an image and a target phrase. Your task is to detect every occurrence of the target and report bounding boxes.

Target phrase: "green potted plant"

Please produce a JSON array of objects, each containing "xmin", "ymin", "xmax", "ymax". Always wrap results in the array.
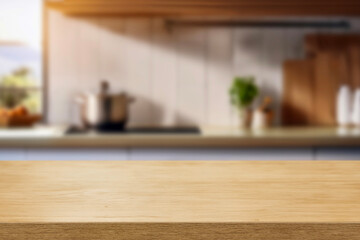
[{"xmin": 229, "ymin": 76, "xmax": 259, "ymax": 128}]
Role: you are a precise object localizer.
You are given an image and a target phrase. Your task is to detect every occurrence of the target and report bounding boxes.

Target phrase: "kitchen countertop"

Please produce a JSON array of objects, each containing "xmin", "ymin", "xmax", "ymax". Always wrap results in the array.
[
  {"xmin": 1, "ymin": 161, "xmax": 360, "ymax": 239},
  {"xmin": 1, "ymin": 126, "xmax": 360, "ymax": 148}
]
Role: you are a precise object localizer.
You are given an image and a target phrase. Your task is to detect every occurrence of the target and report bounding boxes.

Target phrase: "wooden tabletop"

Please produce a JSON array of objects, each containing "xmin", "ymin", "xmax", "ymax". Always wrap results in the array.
[{"xmin": 1, "ymin": 161, "xmax": 360, "ymax": 224}]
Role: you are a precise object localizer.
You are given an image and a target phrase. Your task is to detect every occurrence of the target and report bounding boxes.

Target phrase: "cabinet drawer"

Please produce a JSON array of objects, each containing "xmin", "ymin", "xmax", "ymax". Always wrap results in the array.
[
  {"xmin": 0, "ymin": 150, "xmax": 26, "ymax": 160},
  {"xmin": 130, "ymin": 148, "xmax": 314, "ymax": 161},
  {"xmin": 315, "ymin": 148, "xmax": 360, "ymax": 160}
]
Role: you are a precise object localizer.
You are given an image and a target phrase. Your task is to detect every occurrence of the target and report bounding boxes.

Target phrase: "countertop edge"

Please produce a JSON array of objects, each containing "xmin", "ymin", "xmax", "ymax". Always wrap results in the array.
[{"xmin": 0, "ymin": 136, "xmax": 360, "ymax": 148}]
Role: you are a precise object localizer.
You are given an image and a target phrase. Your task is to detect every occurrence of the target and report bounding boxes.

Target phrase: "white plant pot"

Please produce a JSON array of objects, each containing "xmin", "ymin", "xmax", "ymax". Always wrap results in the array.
[
  {"xmin": 238, "ymin": 107, "xmax": 251, "ymax": 129},
  {"xmin": 352, "ymin": 88, "xmax": 360, "ymax": 127},
  {"xmin": 336, "ymin": 85, "xmax": 352, "ymax": 127}
]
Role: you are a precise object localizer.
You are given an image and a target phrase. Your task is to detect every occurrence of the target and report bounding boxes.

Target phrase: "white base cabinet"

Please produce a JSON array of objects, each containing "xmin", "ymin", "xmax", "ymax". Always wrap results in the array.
[
  {"xmin": 129, "ymin": 148, "xmax": 314, "ymax": 160},
  {"xmin": 0, "ymin": 150, "xmax": 26, "ymax": 161},
  {"xmin": 26, "ymin": 149, "xmax": 129, "ymax": 161},
  {"xmin": 315, "ymin": 148, "xmax": 360, "ymax": 160}
]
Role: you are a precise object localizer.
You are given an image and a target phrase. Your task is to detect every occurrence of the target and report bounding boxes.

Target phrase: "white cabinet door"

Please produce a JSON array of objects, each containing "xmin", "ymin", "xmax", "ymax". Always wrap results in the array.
[
  {"xmin": 26, "ymin": 149, "xmax": 129, "ymax": 161},
  {"xmin": 315, "ymin": 148, "xmax": 360, "ymax": 160},
  {"xmin": 0, "ymin": 150, "xmax": 26, "ymax": 160},
  {"xmin": 130, "ymin": 148, "xmax": 314, "ymax": 160}
]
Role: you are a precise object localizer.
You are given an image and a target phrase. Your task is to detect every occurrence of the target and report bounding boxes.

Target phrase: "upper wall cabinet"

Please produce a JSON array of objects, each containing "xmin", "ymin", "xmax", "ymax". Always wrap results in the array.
[{"xmin": 46, "ymin": 0, "xmax": 360, "ymax": 17}]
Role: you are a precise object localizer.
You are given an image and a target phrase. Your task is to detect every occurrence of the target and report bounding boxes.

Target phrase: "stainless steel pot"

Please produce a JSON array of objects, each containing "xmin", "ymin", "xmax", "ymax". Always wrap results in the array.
[{"xmin": 76, "ymin": 81, "xmax": 134, "ymax": 132}]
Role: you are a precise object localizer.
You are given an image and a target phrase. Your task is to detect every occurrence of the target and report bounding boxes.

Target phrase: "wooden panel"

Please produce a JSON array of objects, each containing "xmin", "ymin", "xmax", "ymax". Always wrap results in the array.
[
  {"xmin": 302, "ymin": 34, "xmax": 360, "ymax": 126},
  {"xmin": 349, "ymin": 45, "xmax": 360, "ymax": 88},
  {"xmin": 46, "ymin": 0, "xmax": 360, "ymax": 17},
  {"xmin": 302, "ymin": 34, "xmax": 358, "ymax": 125},
  {"xmin": 313, "ymin": 52, "xmax": 349, "ymax": 125},
  {"xmin": 305, "ymin": 34, "xmax": 360, "ymax": 63},
  {"xmin": 282, "ymin": 60, "xmax": 314, "ymax": 126},
  {"xmin": 49, "ymin": 0, "xmax": 360, "ymax": 4},
  {"xmin": 1, "ymin": 223, "xmax": 360, "ymax": 240},
  {"xmin": 1, "ymin": 161, "xmax": 360, "ymax": 223}
]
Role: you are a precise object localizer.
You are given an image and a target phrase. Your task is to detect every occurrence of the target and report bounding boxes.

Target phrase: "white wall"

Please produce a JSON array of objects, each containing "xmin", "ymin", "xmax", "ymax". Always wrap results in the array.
[{"xmin": 48, "ymin": 12, "xmax": 360, "ymax": 127}]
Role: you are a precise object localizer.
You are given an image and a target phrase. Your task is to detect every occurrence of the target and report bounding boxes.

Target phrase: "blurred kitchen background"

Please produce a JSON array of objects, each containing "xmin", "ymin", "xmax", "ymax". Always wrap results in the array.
[{"xmin": 1, "ymin": 0, "xmax": 360, "ymax": 160}]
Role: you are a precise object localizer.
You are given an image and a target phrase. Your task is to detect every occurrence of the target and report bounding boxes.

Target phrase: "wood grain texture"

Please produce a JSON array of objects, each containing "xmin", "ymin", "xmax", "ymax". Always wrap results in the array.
[
  {"xmin": 304, "ymin": 34, "xmax": 359, "ymax": 88},
  {"xmin": 1, "ymin": 161, "xmax": 360, "ymax": 223},
  {"xmin": 1, "ymin": 223, "xmax": 360, "ymax": 240},
  {"xmin": 45, "ymin": 0, "xmax": 360, "ymax": 17},
  {"xmin": 313, "ymin": 52, "xmax": 335, "ymax": 126},
  {"xmin": 349, "ymin": 45, "xmax": 360, "ymax": 88},
  {"xmin": 314, "ymin": 52, "xmax": 349, "ymax": 126},
  {"xmin": 305, "ymin": 34, "xmax": 360, "ymax": 58},
  {"xmin": 282, "ymin": 60, "xmax": 314, "ymax": 125},
  {"xmin": 298, "ymin": 34, "xmax": 360, "ymax": 126}
]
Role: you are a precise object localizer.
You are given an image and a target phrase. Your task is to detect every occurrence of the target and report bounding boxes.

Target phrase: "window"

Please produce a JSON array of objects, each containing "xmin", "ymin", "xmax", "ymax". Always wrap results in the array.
[{"xmin": 0, "ymin": 0, "xmax": 42, "ymax": 114}]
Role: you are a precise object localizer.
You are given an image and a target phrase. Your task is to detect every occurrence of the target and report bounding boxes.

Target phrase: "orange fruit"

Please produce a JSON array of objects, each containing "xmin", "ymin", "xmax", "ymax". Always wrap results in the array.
[{"xmin": 11, "ymin": 106, "xmax": 28, "ymax": 117}]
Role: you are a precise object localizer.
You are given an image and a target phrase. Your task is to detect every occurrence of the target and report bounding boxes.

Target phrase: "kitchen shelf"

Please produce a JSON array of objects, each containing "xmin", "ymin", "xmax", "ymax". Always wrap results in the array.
[
  {"xmin": 46, "ymin": 0, "xmax": 360, "ymax": 17},
  {"xmin": 165, "ymin": 19, "xmax": 351, "ymax": 29}
]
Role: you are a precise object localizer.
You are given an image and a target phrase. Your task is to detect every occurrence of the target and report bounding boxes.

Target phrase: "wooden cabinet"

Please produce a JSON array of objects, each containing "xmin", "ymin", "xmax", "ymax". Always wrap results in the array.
[{"xmin": 46, "ymin": 0, "xmax": 360, "ymax": 17}]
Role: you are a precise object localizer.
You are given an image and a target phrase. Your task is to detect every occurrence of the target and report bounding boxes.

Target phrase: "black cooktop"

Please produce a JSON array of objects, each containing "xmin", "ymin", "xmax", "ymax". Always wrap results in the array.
[{"xmin": 66, "ymin": 126, "xmax": 201, "ymax": 135}]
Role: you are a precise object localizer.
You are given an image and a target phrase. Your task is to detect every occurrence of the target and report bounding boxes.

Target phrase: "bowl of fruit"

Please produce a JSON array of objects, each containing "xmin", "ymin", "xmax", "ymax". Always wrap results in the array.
[
  {"xmin": 0, "ymin": 106, "xmax": 41, "ymax": 128},
  {"xmin": 0, "ymin": 67, "xmax": 42, "ymax": 128}
]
